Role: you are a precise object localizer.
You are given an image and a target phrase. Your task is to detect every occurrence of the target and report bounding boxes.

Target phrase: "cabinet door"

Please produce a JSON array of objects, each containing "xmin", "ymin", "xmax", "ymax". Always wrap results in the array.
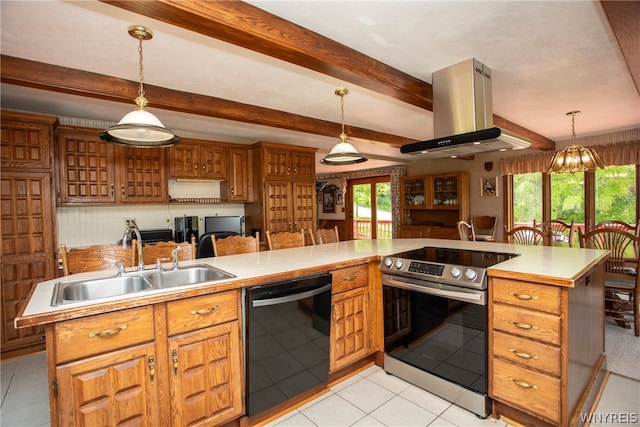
[
  {"xmin": 227, "ymin": 147, "xmax": 250, "ymax": 201},
  {"xmin": 1, "ymin": 113, "xmax": 53, "ymax": 169},
  {"xmin": 168, "ymin": 321, "xmax": 243, "ymax": 426},
  {"xmin": 57, "ymin": 131, "xmax": 115, "ymax": 204},
  {"xmin": 263, "ymin": 146, "xmax": 291, "ymax": 178},
  {"xmin": 118, "ymin": 146, "xmax": 167, "ymax": 203},
  {"xmin": 291, "ymin": 150, "xmax": 315, "ymax": 180},
  {"xmin": 200, "ymin": 145, "xmax": 227, "ymax": 179},
  {"xmin": 55, "ymin": 343, "xmax": 159, "ymax": 427},
  {"xmin": 330, "ymin": 287, "xmax": 369, "ymax": 372},
  {"xmin": 292, "ymin": 181, "xmax": 316, "ymax": 231},
  {"xmin": 264, "ymin": 181, "xmax": 293, "ymax": 233},
  {"xmin": 169, "ymin": 142, "xmax": 199, "ymax": 179},
  {"xmin": 1, "ymin": 172, "xmax": 53, "ymax": 354},
  {"xmin": 397, "ymin": 225, "xmax": 425, "ymax": 238}
]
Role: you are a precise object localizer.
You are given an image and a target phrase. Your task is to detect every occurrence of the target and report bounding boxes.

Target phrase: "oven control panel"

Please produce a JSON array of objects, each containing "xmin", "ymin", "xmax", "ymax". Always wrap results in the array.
[{"xmin": 380, "ymin": 256, "xmax": 486, "ymax": 289}]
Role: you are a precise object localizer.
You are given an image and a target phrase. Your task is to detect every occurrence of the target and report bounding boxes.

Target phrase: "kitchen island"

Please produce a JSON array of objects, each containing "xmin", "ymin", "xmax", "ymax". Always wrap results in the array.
[{"xmin": 16, "ymin": 239, "xmax": 609, "ymax": 427}]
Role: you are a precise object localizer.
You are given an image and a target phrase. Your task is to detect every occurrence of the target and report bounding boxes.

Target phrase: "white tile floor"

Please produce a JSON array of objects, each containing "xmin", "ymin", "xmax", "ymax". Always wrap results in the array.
[{"xmin": 1, "ymin": 352, "xmax": 638, "ymax": 427}]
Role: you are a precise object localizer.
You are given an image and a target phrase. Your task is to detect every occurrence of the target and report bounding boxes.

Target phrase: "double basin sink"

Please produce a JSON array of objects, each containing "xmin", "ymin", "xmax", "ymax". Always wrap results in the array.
[{"xmin": 51, "ymin": 264, "xmax": 236, "ymax": 306}]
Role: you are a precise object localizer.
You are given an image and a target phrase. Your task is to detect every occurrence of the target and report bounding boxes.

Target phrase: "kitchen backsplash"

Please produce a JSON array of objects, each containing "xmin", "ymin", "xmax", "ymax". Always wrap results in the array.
[{"xmin": 57, "ymin": 203, "xmax": 245, "ymax": 248}]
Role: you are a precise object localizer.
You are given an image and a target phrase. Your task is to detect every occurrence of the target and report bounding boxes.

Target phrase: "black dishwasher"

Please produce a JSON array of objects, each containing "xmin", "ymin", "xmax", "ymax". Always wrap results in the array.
[{"xmin": 244, "ymin": 272, "xmax": 332, "ymax": 417}]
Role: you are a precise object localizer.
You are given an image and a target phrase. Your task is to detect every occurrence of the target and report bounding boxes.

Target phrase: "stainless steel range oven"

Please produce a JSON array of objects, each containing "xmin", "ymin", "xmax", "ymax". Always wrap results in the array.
[{"xmin": 380, "ymin": 246, "xmax": 519, "ymax": 418}]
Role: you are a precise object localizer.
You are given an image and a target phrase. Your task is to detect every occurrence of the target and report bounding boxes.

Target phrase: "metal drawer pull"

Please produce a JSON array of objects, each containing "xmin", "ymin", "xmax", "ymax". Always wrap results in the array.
[
  {"xmin": 148, "ymin": 356, "xmax": 155, "ymax": 385},
  {"xmin": 508, "ymin": 377, "xmax": 538, "ymax": 390},
  {"xmin": 172, "ymin": 349, "xmax": 178, "ymax": 377},
  {"xmin": 88, "ymin": 324, "xmax": 128, "ymax": 338},
  {"xmin": 508, "ymin": 320, "xmax": 539, "ymax": 330},
  {"xmin": 509, "ymin": 348, "xmax": 539, "ymax": 360},
  {"xmin": 190, "ymin": 305, "xmax": 219, "ymax": 315},
  {"xmin": 343, "ymin": 275, "xmax": 358, "ymax": 281},
  {"xmin": 509, "ymin": 292, "xmax": 538, "ymax": 301}
]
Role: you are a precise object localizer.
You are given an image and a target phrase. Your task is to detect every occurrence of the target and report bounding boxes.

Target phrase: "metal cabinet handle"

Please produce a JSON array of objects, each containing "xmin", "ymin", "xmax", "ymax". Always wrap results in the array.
[
  {"xmin": 508, "ymin": 320, "xmax": 539, "ymax": 330},
  {"xmin": 88, "ymin": 324, "xmax": 128, "ymax": 338},
  {"xmin": 110, "ymin": 183, "xmax": 114, "ymax": 196},
  {"xmin": 148, "ymin": 356, "xmax": 155, "ymax": 385},
  {"xmin": 343, "ymin": 275, "xmax": 358, "ymax": 281},
  {"xmin": 508, "ymin": 376, "xmax": 538, "ymax": 390},
  {"xmin": 172, "ymin": 349, "xmax": 178, "ymax": 377},
  {"xmin": 202, "ymin": 163, "xmax": 205, "ymax": 172},
  {"xmin": 121, "ymin": 184, "xmax": 125, "ymax": 197},
  {"xmin": 509, "ymin": 348, "xmax": 539, "ymax": 360},
  {"xmin": 190, "ymin": 305, "xmax": 219, "ymax": 315},
  {"xmin": 509, "ymin": 292, "xmax": 538, "ymax": 301}
]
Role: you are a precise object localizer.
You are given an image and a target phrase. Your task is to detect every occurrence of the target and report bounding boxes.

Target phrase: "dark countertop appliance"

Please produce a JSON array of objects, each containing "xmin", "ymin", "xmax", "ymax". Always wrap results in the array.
[
  {"xmin": 379, "ymin": 246, "xmax": 519, "ymax": 418},
  {"xmin": 204, "ymin": 216, "xmax": 244, "ymax": 236},
  {"xmin": 175, "ymin": 216, "xmax": 198, "ymax": 243}
]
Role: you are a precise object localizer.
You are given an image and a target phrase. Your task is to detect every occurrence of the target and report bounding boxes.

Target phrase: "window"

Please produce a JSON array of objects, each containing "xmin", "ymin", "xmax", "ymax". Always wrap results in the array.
[
  {"xmin": 595, "ymin": 165, "xmax": 637, "ymax": 224},
  {"xmin": 550, "ymin": 172, "xmax": 584, "ymax": 225},
  {"xmin": 348, "ymin": 177, "xmax": 391, "ymax": 239},
  {"xmin": 513, "ymin": 173, "xmax": 541, "ymax": 226}
]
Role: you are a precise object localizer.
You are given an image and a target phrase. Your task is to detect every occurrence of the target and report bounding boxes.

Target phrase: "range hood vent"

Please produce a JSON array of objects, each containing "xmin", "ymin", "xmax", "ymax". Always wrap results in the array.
[{"xmin": 401, "ymin": 58, "xmax": 530, "ymax": 158}]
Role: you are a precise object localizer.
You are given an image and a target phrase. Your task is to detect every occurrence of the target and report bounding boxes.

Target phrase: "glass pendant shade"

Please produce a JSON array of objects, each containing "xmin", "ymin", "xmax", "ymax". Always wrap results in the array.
[
  {"xmin": 100, "ymin": 25, "xmax": 181, "ymax": 148},
  {"xmin": 321, "ymin": 87, "xmax": 368, "ymax": 165},
  {"xmin": 547, "ymin": 111, "xmax": 603, "ymax": 174}
]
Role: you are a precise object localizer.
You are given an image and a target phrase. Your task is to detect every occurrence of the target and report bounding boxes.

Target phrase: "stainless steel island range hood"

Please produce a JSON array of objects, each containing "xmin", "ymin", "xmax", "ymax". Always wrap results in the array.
[{"xmin": 401, "ymin": 58, "xmax": 530, "ymax": 158}]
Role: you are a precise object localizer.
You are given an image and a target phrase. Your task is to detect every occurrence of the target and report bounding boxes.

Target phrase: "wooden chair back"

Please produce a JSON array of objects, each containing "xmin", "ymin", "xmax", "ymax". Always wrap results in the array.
[
  {"xmin": 579, "ymin": 227, "xmax": 640, "ymax": 336},
  {"xmin": 140, "ymin": 237, "xmax": 196, "ymax": 266},
  {"xmin": 471, "ymin": 215, "xmax": 497, "ymax": 241},
  {"xmin": 593, "ymin": 220, "xmax": 638, "ymax": 234},
  {"xmin": 535, "ymin": 219, "xmax": 575, "ymax": 247},
  {"xmin": 265, "ymin": 230, "xmax": 306, "ymax": 250},
  {"xmin": 316, "ymin": 226, "xmax": 340, "ymax": 244},
  {"xmin": 212, "ymin": 233, "xmax": 260, "ymax": 256},
  {"xmin": 59, "ymin": 242, "xmax": 137, "ymax": 276},
  {"xmin": 457, "ymin": 221, "xmax": 475, "ymax": 241},
  {"xmin": 504, "ymin": 226, "xmax": 550, "ymax": 246}
]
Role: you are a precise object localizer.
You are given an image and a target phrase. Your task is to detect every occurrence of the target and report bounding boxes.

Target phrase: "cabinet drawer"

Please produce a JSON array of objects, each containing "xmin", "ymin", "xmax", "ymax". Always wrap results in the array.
[
  {"xmin": 492, "ymin": 358, "xmax": 561, "ymax": 424},
  {"xmin": 492, "ymin": 330, "xmax": 561, "ymax": 377},
  {"xmin": 54, "ymin": 306, "xmax": 154, "ymax": 363},
  {"xmin": 492, "ymin": 278, "xmax": 561, "ymax": 314},
  {"xmin": 493, "ymin": 304, "xmax": 561, "ymax": 345},
  {"xmin": 331, "ymin": 264, "xmax": 368, "ymax": 294},
  {"xmin": 167, "ymin": 290, "xmax": 238, "ymax": 336}
]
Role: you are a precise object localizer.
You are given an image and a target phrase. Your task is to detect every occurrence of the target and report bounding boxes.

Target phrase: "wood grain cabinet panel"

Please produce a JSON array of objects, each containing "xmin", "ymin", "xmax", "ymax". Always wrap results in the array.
[
  {"xmin": 221, "ymin": 147, "xmax": 252, "ymax": 202},
  {"xmin": 330, "ymin": 264, "xmax": 371, "ymax": 372},
  {"xmin": 1, "ymin": 111, "xmax": 57, "ymax": 359},
  {"xmin": 166, "ymin": 290, "xmax": 238, "ymax": 336},
  {"xmin": 169, "ymin": 139, "xmax": 227, "ymax": 180},
  {"xmin": 492, "ymin": 278, "xmax": 561, "ymax": 314}
]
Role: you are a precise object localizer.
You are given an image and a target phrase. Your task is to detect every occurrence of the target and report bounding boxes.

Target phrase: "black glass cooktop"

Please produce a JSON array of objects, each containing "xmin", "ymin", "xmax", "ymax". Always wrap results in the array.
[{"xmin": 391, "ymin": 246, "xmax": 519, "ymax": 268}]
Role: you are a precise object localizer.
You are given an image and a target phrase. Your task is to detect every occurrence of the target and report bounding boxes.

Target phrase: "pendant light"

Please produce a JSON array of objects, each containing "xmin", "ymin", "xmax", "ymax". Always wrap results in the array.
[
  {"xmin": 321, "ymin": 87, "xmax": 367, "ymax": 165},
  {"xmin": 100, "ymin": 25, "xmax": 181, "ymax": 148},
  {"xmin": 547, "ymin": 111, "xmax": 603, "ymax": 174}
]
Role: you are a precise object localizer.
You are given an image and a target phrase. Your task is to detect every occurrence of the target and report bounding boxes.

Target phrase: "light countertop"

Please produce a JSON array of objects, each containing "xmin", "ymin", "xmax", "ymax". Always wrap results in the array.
[{"xmin": 16, "ymin": 238, "xmax": 608, "ymax": 328}]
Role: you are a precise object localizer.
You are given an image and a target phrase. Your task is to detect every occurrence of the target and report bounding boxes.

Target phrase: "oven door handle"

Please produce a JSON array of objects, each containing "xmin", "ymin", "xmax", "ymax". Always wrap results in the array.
[
  {"xmin": 252, "ymin": 283, "xmax": 332, "ymax": 307},
  {"xmin": 383, "ymin": 277, "xmax": 485, "ymax": 304}
]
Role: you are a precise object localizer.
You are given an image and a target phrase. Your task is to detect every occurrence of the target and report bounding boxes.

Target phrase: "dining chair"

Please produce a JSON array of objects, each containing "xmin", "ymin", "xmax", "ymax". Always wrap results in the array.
[
  {"xmin": 593, "ymin": 220, "xmax": 638, "ymax": 234},
  {"xmin": 315, "ymin": 226, "xmax": 340, "ymax": 244},
  {"xmin": 212, "ymin": 232, "xmax": 260, "ymax": 256},
  {"xmin": 471, "ymin": 216, "xmax": 497, "ymax": 241},
  {"xmin": 265, "ymin": 230, "xmax": 307, "ymax": 250},
  {"xmin": 457, "ymin": 221, "xmax": 475, "ymax": 241},
  {"xmin": 140, "ymin": 237, "xmax": 196, "ymax": 266},
  {"xmin": 579, "ymin": 227, "xmax": 639, "ymax": 336},
  {"xmin": 59, "ymin": 242, "xmax": 137, "ymax": 276},
  {"xmin": 534, "ymin": 219, "xmax": 575, "ymax": 247},
  {"xmin": 504, "ymin": 226, "xmax": 550, "ymax": 246}
]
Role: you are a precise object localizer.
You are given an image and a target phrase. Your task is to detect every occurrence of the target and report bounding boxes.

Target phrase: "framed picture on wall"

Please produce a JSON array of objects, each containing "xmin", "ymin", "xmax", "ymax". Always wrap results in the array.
[
  {"xmin": 481, "ymin": 176, "xmax": 499, "ymax": 197},
  {"xmin": 336, "ymin": 191, "xmax": 343, "ymax": 205},
  {"xmin": 323, "ymin": 190, "xmax": 336, "ymax": 213}
]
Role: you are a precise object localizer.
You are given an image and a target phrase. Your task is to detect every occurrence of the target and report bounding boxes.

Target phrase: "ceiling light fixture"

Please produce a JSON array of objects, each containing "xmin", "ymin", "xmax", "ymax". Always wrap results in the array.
[
  {"xmin": 100, "ymin": 25, "xmax": 181, "ymax": 148},
  {"xmin": 547, "ymin": 111, "xmax": 603, "ymax": 174},
  {"xmin": 321, "ymin": 87, "xmax": 368, "ymax": 165}
]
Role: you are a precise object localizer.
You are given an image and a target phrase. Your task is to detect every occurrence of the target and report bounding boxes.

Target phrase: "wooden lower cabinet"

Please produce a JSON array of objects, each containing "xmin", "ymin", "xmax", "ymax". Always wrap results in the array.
[
  {"xmin": 329, "ymin": 264, "xmax": 371, "ymax": 372},
  {"xmin": 488, "ymin": 268, "xmax": 605, "ymax": 427},
  {"xmin": 48, "ymin": 291, "xmax": 243, "ymax": 427},
  {"xmin": 397, "ymin": 225, "xmax": 458, "ymax": 239}
]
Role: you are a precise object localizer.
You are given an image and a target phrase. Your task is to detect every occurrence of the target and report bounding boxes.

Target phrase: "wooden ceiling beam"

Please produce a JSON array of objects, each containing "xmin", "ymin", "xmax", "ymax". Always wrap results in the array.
[
  {"xmin": 101, "ymin": 0, "xmax": 555, "ymax": 151},
  {"xmin": 0, "ymin": 55, "xmax": 414, "ymax": 146}
]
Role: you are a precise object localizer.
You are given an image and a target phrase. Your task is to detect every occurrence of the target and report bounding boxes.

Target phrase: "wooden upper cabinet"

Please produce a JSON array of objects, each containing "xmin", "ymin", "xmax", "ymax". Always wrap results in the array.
[
  {"xmin": 56, "ymin": 127, "xmax": 167, "ymax": 204},
  {"xmin": 221, "ymin": 147, "xmax": 252, "ymax": 202},
  {"xmin": 169, "ymin": 139, "xmax": 226, "ymax": 180},
  {"xmin": 1, "ymin": 110, "xmax": 57, "ymax": 169},
  {"xmin": 261, "ymin": 142, "xmax": 316, "ymax": 180}
]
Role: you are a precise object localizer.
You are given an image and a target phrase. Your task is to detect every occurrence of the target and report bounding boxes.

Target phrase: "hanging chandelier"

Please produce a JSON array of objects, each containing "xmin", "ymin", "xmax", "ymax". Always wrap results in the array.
[
  {"xmin": 320, "ymin": 87, "xmax": 367, "ymax": 165},
  {"xmin": 547, "ymin": 111, "xmax": 603, "ymax": 174},
  {"xmin": 100, "ymin": 25, "xmax": 181, "ymax": 148}
]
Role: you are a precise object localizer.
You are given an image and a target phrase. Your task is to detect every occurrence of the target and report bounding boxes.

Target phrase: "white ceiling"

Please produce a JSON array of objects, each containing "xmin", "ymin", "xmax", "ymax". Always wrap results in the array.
[{"xmin": 1, "ymin": 1, "xmax": 638, "ymax": 174}]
